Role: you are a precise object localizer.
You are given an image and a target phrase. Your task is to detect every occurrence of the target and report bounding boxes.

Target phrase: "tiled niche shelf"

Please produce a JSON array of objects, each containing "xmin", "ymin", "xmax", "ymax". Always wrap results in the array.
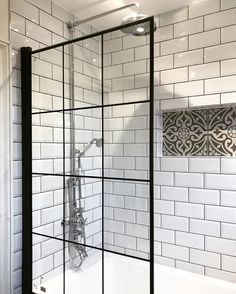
[{"xmin": 163, "ymin": 106, "xmax": 236, "ymax": 156}]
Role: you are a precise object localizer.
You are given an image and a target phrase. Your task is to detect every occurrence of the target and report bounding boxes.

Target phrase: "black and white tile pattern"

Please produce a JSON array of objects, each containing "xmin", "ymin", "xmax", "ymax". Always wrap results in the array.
[
  {"xmin": 163, "ymin": 107, "xmax": 236, "ymax": 156},
  {"xmin": 208, "ymin": 107, "xmax": 236, "ymax": 156}
]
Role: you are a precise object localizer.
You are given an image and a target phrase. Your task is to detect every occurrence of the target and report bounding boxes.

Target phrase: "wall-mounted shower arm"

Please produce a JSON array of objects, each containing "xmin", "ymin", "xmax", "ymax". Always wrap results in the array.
[{"xmin": 66, "ymin": 2, "xmax": 140, "ymax": 30}]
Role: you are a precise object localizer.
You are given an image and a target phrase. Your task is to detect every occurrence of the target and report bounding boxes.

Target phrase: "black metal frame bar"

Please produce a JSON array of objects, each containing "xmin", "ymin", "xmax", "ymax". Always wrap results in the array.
[
  {"xmin": 101, "ymin": 33, "xmax": 105, "ymax": 294},
  {"xmin": 149, "ymin": 17, "xmax": 155, "ymax": 294},
  {"xmin": 32, "ymin": 172, "xmax": 150, "ymax": 183},
  {"xmin": 31, "ymin": 99, "xmax": 150, "ymax": 115},
  {"xmin": 21, "ymin": 47, "xmax": 33, "ymax": 294},
  {"xmin": 62, "ymin": 46, "xmax": 66, "ymax": 294},
  {"xmin": 21, "ymin": 17, "xmax": 154, "ymax": 294},
  {"xmin": 32, "ymin": 232, "xmax": 149, "ymax": 262}
]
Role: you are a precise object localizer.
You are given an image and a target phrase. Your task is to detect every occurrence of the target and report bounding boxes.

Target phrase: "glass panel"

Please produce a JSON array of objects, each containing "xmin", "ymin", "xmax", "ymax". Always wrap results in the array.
[
  {"xmin": 103, "ymin": 22, "xmax": 150, "ymax": 107},
  {"xmin": 32, "ymin": 237, "xmax": 64, "ymax": 294},
  {"xmin": 65, "ymin": 247, "xmax": 102, "ymax": 294},
  {"xmin": 104, "ymin": 252, "xmax": 150, "ymax": 294},
  {"xmin": 104, "ymin": 102, "xmax": 150, "ymax": 181},
  {"xmin": 32, "ymin": 48, "xmax": 64, "ymax": 113},
  {"xmin": 65, "ymin": 36, "xmax": 102, "ymax": 110},
  {"xmin": 64, "ymin": 176, "xmax": 102, "ymax": 249},
  {"xmin": 32, "ymin": 238, "xmax": 102, "ymax": 294},
  {"xmin": 32, "ymin": 174, "xmax": 102, "ymax": 250},
  {"xmin": 32, "ymin": 111, "xmax": 64, "ymax": 175},
  {"xmin": 30, "ymin": 20, "xmax": 153, "ymax": 294},
  {"xmin": 104, "ymin": 179, "xmax": 150, "ymax": 259},
  {"xmin": 64, "ymin": 108, "xmax": 102, "ymax": 178},
  {"xmin": 32, "ymin": 175, "xmax": 64, "ymax": 238}
]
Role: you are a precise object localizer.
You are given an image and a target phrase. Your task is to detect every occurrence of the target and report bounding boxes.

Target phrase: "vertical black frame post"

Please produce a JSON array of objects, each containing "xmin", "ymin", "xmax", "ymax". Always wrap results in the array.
[
  {"xmin": 101, "ymin": 34, "xmax": 105, "ymax": 294},
  {"xmin": 62, "ymin": 46, "xmax": 66, "ymax": 294},
  {"xmin": 149, "ymin": 17, "xmax": 155, "ymax": 294},
  {"xmin": 21, "ymin": 47, "xmax": 33, "ymax": 294}
]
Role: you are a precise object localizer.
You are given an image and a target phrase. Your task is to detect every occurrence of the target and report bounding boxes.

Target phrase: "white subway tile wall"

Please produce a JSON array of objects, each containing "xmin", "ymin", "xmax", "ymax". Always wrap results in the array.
[
  {"xmin": 153, "ymin": 0, "xmax": 236, "ymax": 282},
  {"xmin": 11, "ymin": 0, "xmax": 236, "ymax": 291}
]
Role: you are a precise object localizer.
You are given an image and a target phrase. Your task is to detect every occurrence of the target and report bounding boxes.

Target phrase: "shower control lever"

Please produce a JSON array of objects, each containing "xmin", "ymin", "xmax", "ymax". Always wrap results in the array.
[
  {"xmin": 78, "ymin": 218, "xmax": 87, "ymax": 226},
  {"xmin": 61, "ymin": 216, "xmax": 87, "ymax": 227},
  {"xmin": 74, "ymin": 207, "xmax": 84, "ymax": 214},
  {"xmin": 61, "ymin": 219, "xmax": 71, "ymax": 226}
]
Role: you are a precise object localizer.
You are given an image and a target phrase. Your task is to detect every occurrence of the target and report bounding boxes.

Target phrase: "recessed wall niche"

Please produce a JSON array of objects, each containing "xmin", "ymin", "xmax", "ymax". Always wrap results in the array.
[{"xmin": 163, "ymin": 107, "xmax": 236, "ymax": 156}]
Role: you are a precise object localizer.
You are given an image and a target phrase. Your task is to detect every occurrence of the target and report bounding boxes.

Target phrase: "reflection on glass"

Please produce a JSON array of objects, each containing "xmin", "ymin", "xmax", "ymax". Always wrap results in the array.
[
  {"xmin": 32, "ymin": 238, "xmax": 64, "ymax": 294},
  {"xmin": 104, "ymin": 252, "xmax": 150, "ymax": 294},
  {"xmin": 65, "ymin": 248, "xmax": 102, "ymax": 294},
  {"xmin": 104, "ymin": 179, "xmax": 150, "ymax": 259}
]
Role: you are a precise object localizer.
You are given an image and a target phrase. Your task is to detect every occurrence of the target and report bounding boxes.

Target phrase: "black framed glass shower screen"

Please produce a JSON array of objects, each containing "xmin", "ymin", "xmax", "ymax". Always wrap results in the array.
[{"xmin": 21, "ymin": 17, "xmax": 154, "ymax": 294}]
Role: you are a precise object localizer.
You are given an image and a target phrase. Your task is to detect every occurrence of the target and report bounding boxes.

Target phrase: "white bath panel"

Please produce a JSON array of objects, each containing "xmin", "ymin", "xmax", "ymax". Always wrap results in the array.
[{"xmin": 37, "ymin": 253, "xmax": 236, "ymax": 294}]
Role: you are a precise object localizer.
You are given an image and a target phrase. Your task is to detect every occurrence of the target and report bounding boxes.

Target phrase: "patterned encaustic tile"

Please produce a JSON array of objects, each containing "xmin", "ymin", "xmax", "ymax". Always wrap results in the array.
[
  {"xmin": 163, "ymin": 107, "xmax": 236, "ymax": 156},
  {"xmin": 208, "ymin": 107, "xmax": 236, "ymax": 156}
]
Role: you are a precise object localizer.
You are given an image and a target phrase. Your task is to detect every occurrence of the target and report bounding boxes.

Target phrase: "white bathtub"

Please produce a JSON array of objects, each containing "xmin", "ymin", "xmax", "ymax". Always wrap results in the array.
[{"xmin": 35, "ymin": 253, "xmax": 236, "ymax": 294}]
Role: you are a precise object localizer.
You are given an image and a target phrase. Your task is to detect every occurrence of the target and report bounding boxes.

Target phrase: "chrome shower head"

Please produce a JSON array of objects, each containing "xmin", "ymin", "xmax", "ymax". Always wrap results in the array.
[
  {"xmin": 89, "ymin": 138, "xmax": 103, "ymax": 148},
  {"xmin": 77, "ymin": 138, "xmax": 103, "ymax": 157},
  {"xmin": 94, "ymin": 138, "xmax": 103, "ymax": 148},
  {"xmin": 121, "ymin": 14, "xmax": 157, "ymax": 36}
]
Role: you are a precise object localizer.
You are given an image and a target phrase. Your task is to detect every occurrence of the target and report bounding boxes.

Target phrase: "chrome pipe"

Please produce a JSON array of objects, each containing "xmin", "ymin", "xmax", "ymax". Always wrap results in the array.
[
  {"xmin": 67, "ymin": 25, "xmax": 88, "ymax": 268},
  {"xmin": 68, "ymin": 29, "xmax": 76, "ymax": 177},
  {"xmin": 66, "ymin": 2, "xmax": 139, "ymax": 30}
]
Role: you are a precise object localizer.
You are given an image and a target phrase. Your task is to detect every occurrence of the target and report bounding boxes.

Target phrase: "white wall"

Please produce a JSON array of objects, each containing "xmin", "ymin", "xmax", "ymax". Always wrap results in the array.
[
  {"xmin": 0, "ymin": 1, "xmax": 10, "ymax": 294},
  {"xmin": 0, "ymin": 0, "xmax": 10, "ymax": 42},
  {"xmin": 154, "ymin": 0, "xmax": 236, "ymax": 283}
]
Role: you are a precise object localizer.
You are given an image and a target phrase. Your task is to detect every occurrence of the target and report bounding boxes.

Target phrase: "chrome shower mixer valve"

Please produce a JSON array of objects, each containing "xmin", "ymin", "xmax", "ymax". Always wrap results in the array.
[{"xmin": 66, "ymin": 138, "xmax": 103, "ymax": 268}]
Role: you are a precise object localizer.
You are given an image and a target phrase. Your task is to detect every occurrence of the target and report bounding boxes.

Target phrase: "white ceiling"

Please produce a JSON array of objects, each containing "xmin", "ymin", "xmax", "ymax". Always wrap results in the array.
[{"xmin": 53, "ymin": 0, "xmax": 199, "ymax": 30}]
